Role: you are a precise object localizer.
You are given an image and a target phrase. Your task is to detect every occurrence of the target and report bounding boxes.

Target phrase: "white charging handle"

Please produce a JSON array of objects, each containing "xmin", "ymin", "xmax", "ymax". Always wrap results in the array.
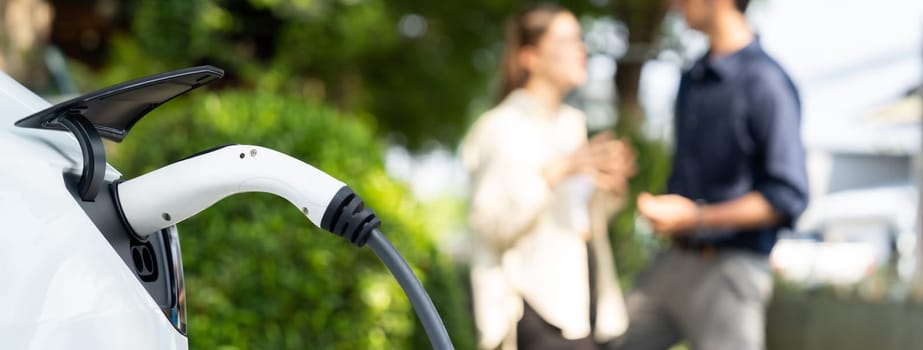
[{"xmin": 116, "ymin": 145, "xmax": 345, "ymax": 239}]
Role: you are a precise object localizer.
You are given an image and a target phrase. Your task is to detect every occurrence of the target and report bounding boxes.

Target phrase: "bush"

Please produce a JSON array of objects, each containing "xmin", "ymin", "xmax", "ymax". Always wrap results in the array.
[
  {"xmin": 108, "ymin": 90, "xmax": 475, "ymax": 349},
  {"xmin": 606, "ymin": 115, "xmax": 674, "ymax": 289}
]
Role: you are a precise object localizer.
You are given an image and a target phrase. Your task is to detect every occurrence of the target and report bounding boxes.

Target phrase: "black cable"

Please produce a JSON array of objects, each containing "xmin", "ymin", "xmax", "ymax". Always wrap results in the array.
[
  {"xmin": 367, "ymin": 228, "xmax": 454, "ymax": 350},
  {"xmin": 320, "ymin": 187, "xmax": 452, "ymax": 348}
]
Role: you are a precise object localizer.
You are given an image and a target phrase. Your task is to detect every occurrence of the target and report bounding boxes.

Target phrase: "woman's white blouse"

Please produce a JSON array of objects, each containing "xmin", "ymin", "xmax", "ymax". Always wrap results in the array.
[{"xmin": 462, "ymin": 89, "xmax": 628, "ymax": 349}]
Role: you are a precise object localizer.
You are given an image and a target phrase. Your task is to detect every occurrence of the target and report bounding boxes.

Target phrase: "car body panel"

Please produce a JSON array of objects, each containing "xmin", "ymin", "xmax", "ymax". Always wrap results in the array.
[{"xmin": 0, "ymin": 71, "xmax": 187, "ymax": 349}]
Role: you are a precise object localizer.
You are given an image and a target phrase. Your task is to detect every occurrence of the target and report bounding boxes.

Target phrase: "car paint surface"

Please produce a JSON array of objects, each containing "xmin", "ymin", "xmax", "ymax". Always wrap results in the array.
[{"xmin": 0, "ymin": 71, "xmax": 187, "ymax": 349}]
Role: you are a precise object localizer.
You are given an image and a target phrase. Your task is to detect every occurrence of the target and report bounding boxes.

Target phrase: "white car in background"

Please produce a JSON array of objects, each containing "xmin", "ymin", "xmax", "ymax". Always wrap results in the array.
[{"xmin": 773, "ymin": 183, "xmax": 919, "ymax": 286}]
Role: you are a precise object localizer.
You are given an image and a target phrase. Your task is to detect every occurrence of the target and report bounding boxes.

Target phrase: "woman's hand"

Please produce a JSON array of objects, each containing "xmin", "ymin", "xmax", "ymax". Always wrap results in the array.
[
  {"xmin": 542, "ymin": 131, "xmax": 637, "ymax": 193},
  {"xmin": 583, "ymin": 131, "xmax": 636, "ymax": 194}
]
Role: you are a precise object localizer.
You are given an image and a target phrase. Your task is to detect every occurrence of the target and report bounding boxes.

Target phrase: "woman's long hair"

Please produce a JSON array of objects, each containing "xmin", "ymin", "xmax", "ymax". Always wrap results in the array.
[{"xmin": 497, "ymin": 3, "xmax": 568, "ymax": 103}]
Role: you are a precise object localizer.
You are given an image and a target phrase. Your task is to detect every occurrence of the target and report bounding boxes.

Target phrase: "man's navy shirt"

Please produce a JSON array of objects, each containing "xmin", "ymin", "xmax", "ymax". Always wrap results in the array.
[{"xmin": 669, "ymin": 39, "xmax": 809, "ymax": 255}]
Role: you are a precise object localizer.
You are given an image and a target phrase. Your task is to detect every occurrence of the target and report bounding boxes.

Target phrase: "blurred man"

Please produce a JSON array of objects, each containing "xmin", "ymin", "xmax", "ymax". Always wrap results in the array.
[{"xmin": 616, "ymin": 0, "xmax": 809, "ymax": 349}]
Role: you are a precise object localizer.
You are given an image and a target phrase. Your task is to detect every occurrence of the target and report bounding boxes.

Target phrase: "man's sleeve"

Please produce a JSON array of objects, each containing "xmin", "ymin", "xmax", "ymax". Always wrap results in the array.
[{"xmin": 748, "ymin": 68, "xmax": 810, "ymax": 228}]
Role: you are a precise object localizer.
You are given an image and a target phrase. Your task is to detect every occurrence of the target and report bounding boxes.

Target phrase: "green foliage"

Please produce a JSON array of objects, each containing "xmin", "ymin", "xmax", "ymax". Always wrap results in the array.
[
  {"xmin": 606, "ymin": 109, "xmax": 674, "ymax": 289},
  {"xmin": 108, "ymin": 90, "xmax": 475, "ymax": 349},
  {"xmin": 115, "ymin": 0, "xmax": 614, "ymax": 149}
]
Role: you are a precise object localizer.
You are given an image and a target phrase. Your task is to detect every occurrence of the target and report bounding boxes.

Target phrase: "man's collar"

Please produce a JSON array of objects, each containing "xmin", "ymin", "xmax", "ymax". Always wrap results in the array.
[{"xmin": 690, "ymin": 37, "xmax": 760, "ymax": 81}]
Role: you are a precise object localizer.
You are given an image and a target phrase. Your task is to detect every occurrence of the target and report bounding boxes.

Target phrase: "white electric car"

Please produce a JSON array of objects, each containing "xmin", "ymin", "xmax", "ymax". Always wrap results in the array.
[{"xmin": 0, "ymin": 67, "xmax": 452, "ymax": 349}]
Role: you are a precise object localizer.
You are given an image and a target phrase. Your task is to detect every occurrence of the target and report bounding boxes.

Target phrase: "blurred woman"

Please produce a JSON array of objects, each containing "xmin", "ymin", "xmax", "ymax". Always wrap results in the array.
[{"xmin": 461, "ymin": 3, "xmax": 635, "ymax": 350}]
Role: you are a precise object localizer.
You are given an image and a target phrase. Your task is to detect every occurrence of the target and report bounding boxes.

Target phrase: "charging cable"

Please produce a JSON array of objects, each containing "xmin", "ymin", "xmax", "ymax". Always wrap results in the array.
[{"xmin": 114, "ymin": 144, "xmax": 453, "ymax": 349}]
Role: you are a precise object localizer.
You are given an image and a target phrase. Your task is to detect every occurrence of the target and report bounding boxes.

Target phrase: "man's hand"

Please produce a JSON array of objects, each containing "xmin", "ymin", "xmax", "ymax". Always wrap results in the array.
[{"xmin": 637, "ymin": 192, "xmax": 699, "ymax": 235}]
